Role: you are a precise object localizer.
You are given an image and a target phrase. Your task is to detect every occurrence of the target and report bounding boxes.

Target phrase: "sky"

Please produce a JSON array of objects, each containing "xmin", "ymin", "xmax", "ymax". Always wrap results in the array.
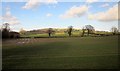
[{"xmin": 0, "ymin": 0, "xmax": 119, "ymax": 32}]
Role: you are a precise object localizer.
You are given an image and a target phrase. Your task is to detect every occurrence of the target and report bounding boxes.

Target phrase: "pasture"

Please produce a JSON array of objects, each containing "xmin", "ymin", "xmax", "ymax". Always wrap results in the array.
[{"xmin": 2, "ymin": 36, "xmax": 119, "ymax": 69}]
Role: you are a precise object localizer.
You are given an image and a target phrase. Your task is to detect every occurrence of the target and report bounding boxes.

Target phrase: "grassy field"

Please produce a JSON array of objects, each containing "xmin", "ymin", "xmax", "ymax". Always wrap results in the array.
[
  {"xmin": 2, "ymin": 36, "xmax": 119, "ymax": 69},
  {"xmin": 21, "ymin": 32, "xmax": 82, "ymax": 38},
  {"xmin": 20, "ymin": 30, "xmax": 112, "ymax": 38}
]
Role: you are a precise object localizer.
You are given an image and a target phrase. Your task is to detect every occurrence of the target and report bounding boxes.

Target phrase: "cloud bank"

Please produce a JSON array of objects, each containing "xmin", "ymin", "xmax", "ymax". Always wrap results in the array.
[
  {"xmin": 100, "ymin": 3, "xmax": 109, "ymax": 8},
  {"xmin": 88, "ymin": 4, "xmax": 119, "ymax": 22},
  {"xmin": 22, "ymin": 0, "xmax": 58, "ymax": 9},
  {"xmin": 60, "ymin": 5, "xmax": 88, "ymax": 19}
]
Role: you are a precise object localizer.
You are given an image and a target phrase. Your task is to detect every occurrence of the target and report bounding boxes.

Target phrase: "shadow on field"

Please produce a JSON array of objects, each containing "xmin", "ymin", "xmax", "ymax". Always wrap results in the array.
[
  {"xmin": 2, "ymin": 42, "xmax": 71, "ymax": 69},
  {"xmin": 2, "ymin": 36, "xmax": 119, "ymax": 69}
]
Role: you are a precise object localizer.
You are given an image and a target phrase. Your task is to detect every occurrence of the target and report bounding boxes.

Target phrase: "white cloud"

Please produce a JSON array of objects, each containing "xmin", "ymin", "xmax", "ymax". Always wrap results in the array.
[
  {"xmin": 104, "ymin": 0, "xmax": 119, "ymax": 2},
  {"xmin": 60, "ymin": 5, "xmax": 88, "ymax": 19},
  {"xmin": 22, "ymin": 0, "xmax": 40, "ymax": 9},
  {"xmin": 100, "ymin": 3, "xmax": 109, "ymax": 7},
  {"xmin": 22, "ymin": 0, "xmax": 58, "ymax": 9},
  {"xmin": 88, "ymin": 4, "xmax": 119, "ymax": 22},
  {"xmin": 44, "ymin": 0, "xmax": 57, "ymax": 4},
  {"xmin": 46, "ymin": 13, "xmax": 53, "ymax": 17},
  {"xmin": 86, "ymin": 0, "xmax": 98, "ymax": 3},
  {"xmin": 1, "ymin": 7, "xmax": 20, "ymax": 25}
]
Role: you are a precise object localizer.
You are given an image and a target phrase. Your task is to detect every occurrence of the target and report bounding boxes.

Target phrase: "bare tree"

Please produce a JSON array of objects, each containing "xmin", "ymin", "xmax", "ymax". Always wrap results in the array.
[
  {"xmin": 111, "ymin": 27, "xmax": 118, "ymax": 35},
  {"xmin": 67, "ymin": 26, "xmax": 73, "ymax": 37}
]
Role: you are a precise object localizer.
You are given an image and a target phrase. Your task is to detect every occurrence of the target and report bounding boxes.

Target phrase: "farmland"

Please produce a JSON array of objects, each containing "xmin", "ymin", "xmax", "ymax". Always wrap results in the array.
[
  {"xmin": 20, "ymin": 30, "xmax": 112, "ymax": 38},
  {"xmin": 2, "ymin": 36, "xmax": 119, "ymax": 69},
  {"xmin": 1, "ymin": 1, "xmax": 119, "ymax": 70}
]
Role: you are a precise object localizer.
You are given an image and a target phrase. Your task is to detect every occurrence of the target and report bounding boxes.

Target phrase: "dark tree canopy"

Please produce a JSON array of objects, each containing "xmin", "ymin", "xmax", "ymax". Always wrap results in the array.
[
  {"xmin": 82, "ymin": 25, "xmax": 95, "ymax": 36},
  {"xmin": 85, "ymin": 25, "xmax": 94, "ymax": 31},
  {"xmin": 2, "ymin": 23, "xmax": 10, "ymax": 38}
]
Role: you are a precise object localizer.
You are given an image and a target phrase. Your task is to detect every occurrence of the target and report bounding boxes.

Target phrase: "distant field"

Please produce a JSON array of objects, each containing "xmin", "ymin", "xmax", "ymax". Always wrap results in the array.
[
  {"xmin": 2, "ymin": 36, "xmax": 119, "ymax": 69},
  {"xmin": 20, "ymin": 31, "xmax": 113, "ymax": 38},
  {"xmin": 21, "ymin": 32, "xmax": 82, "ymax": 38}
]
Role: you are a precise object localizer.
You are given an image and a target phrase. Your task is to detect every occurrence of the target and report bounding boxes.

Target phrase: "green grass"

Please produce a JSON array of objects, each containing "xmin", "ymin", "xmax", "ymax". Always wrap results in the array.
[
  {"xmin": 2, "ymin": 36, "xmax": 119, "ymax": 69},
  {"xmin": 21, "ymin": 32, "xmax": 82, "ymax": 37},
  {"xmin": 20, "ymin": 31, "xmax": 113, "ymax": 38}
]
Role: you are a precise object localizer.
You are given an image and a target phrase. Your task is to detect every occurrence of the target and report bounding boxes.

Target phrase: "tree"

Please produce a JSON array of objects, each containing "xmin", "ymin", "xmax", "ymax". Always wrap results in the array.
[
  {"xmin": 67, "ymin": 26, "xmax": 73, "ymax": 37},
  {"xmin": 0, "ymin": 29, "xmax": 2, "ymax": 39},
  {"xmin": 19, "ymin": 28, "xmax": 26, "ymax": 35},
  {"xmin": 111, "ymin": 27, "xmax": 118, "ymax": 35},
  {"xmin": 82, "ymin": 25, "xmax": 95, "ymax": 36},
  {"xmin": 2, "ymin": 23, "xmax": 10, "ymax": 38},
  {"xmin": 47, "ymin": 28, "xmax": 55, "ymax": 37},
  {"xmin": 81, "ymin": 27, "xmax": 85, "ymax": 37}
]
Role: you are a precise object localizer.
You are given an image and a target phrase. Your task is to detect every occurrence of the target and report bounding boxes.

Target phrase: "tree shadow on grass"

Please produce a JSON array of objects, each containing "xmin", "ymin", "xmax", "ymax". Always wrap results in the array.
[{"xmin": 2, "ymin": 41, "xmax": 71, "ymax": 69}]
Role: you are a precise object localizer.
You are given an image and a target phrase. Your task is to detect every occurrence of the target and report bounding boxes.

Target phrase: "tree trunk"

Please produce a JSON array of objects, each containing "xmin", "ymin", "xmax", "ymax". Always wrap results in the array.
[
  {"xmin": 88, "ymin": 29, "xmax": 89, "ymax": 36},
  {"xmin": 49, "ymin": 33, "xmax": 51, "ymax": 37},
  {"xmin": 82, "ymin": 29, "xmax": 85, "ymax": 37}
]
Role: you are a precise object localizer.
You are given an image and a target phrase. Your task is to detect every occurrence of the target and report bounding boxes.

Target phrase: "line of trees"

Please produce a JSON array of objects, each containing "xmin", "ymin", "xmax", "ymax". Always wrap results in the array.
[
  {"xmin": 1, "ymin": 23, "xmax": 10, "ymax": 38},
  {"xmin": 1, "ymin": 23, "xmax": 119, "ymax": 38},
  {"xmin": 46, "ymin": 25, "xmax": 119, "ymax": 37},
  {"xmin": 1, "ymin": 23, "xmax": 20, "ymax": 39},
  {"xmin": 47, "ymin": 25, "xmax": 119, "ymax": 37}
]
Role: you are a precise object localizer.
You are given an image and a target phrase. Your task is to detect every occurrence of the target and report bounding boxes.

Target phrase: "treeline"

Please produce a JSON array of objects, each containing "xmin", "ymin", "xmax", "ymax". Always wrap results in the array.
[
  {"xmin": 1, "ymin": 23, "xmax": 120, "ymax": 39},
  {"xmin": 1, "ymin": 23, "xmax": 20, "ymax": 39},
  {"xmin": 20, "ymin": 25, "xmax": 119, "ymax": 38}
]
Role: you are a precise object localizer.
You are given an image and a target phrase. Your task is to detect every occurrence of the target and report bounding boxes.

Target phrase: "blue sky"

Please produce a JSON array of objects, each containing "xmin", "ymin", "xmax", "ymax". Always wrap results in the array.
[{"xmin": 0, "ymin": 0, "xmax": 119, "ymax": 32}]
